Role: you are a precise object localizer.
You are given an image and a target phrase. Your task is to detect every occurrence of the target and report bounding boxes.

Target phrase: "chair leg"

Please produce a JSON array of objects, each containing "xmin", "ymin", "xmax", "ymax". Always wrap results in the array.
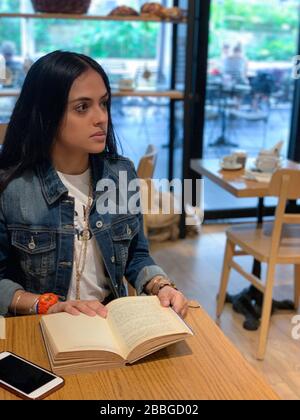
[
  {"xmin": 143, "ymin": 214, "xmax": 148, "ymax": 237},
  {"xmin": 294, "ymin": 265, "xmax": 300, "ymax": 311},
  {"xmin": 217, "ymin": 239, "xmax": 235, "ymax": 318},
  {"xmin": 257, "ymin": 263, "xmax": 276, "ymax": 360},
  {"xmin": 123, "ymin": 277, "xmax": 137, "ymax": 296}
]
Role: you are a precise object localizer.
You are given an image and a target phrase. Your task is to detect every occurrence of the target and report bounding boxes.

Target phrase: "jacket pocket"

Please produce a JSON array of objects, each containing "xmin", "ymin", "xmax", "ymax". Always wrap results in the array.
[
  {"xmin": 11, "ymin": 230, "xmax": 56, "ymax": 280},
  {"xmin": 111, "ymin": 216, "xmax": 139, "ymax": 269}
]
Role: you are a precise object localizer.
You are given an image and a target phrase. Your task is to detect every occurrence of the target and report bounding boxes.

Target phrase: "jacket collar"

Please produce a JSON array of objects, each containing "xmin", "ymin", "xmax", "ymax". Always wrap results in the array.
[{"xmin": 36, "ymin": 154, "xmax": 114, "ymax": 205}]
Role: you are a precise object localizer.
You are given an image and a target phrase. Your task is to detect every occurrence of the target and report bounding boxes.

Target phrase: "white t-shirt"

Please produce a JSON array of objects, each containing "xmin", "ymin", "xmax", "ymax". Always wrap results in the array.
[{"xmin": 57, "ymin": 168, "xmax": 111, "ymax": 302}]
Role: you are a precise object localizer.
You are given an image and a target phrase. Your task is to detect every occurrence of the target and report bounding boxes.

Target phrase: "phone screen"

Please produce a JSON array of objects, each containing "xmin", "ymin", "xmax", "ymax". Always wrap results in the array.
[{"xmin": 0, "ymin": 354, "xmax": 57, "ymax": 394}]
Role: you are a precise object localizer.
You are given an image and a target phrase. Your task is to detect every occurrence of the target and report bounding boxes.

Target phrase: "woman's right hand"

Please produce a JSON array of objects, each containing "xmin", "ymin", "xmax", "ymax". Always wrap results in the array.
[{"xmin": 47, "ymin": 300, "xmax": 108, "ymax": 318}]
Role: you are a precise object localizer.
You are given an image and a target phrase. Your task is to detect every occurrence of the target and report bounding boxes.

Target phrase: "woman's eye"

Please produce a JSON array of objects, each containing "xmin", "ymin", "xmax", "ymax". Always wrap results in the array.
[
  {"xmin": 75, "ymin": 103, "xmax": 88, "ymax": 113},
  {"xmin": 100, "ymin": 100, "xmax": 108, "ymax": 109}
]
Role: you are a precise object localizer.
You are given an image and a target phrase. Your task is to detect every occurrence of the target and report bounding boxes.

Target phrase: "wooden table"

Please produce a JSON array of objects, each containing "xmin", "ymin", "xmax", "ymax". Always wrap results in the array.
[
  {"xmin": 0, "ymin": 307, "xmax": 279, "ymax": 400},
  {"xmin": 191, "ymin": 158, "xmax": 300, "ymax": 198}
]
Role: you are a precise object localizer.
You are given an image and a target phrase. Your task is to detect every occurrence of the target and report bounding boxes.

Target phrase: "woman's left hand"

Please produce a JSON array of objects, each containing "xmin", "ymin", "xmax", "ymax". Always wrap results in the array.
[{"xmin": 157, "ymin": 286, "xmax": 188, "ymax": 318}]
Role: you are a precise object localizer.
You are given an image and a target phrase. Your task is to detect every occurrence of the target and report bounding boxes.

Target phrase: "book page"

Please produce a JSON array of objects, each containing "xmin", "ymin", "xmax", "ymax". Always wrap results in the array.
[
  {"xmin": 107, "ymin": 296, "xmax": 191, "ymax": 358},
  {"xmin": 41, "ymin": 313, "xmax": 121, "ymax": 355}
]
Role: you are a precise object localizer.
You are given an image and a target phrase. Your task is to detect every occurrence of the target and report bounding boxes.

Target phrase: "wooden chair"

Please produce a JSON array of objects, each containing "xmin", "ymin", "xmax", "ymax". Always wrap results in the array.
[
  {"xmin": 217, "ymin": 169, "xmax": 300, "ymax": 360},
  {"xmin": 124, "ymin": 279, "xmax": 137, "ymax": 297},
  {"xmin": 137, "ymin": 144, "xmax": 157, "ymax": 179},
  {"xmin": 0, "ymin": 123, "xmax": 7, "ymax": 144},
  {"xmin": 125, "ymin": 145, "xmax": 158, "ymax": 297},
  {"xmin": 137, "ymin": 145, "xmax": 158, "ymax": 238}
]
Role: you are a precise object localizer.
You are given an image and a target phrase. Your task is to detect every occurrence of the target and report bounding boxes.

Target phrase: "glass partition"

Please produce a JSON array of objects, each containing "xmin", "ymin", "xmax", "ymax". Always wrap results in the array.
[{"xmin": 203, "ymin": 0, "xmax": 299, "ymax": 211}]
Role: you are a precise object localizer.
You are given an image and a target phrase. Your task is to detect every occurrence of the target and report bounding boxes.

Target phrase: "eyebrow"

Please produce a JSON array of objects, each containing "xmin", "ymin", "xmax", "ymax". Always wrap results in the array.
[{"xmin": 69, "ymin": 92, "xmax": 109, "ymax": 103}]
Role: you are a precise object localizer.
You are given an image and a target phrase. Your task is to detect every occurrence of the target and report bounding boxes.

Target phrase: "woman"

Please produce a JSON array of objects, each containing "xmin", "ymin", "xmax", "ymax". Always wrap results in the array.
[
  {"xmin": 222, "ymin": 43, "xmax": 249, "ymax": 85},
  {"xmin": 0, "ymin": 51, "xmax": 188, "ymax": 318}
]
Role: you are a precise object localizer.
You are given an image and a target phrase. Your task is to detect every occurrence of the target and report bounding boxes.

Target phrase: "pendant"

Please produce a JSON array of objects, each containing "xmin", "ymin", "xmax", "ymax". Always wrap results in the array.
[{"xmin": 79, "ymin": 228, "xmax": 92, "ymax": 241}]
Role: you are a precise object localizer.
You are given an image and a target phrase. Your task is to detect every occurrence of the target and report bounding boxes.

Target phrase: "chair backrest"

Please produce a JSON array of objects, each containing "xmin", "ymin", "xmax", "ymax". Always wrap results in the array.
[
  {"xmin": 268, "ymin": 169, "xmax": 300, "ymax": 200},
  {"xmin": 267, "ymin": 169, "xmax": 300, "ymax": 257},
  {"xmin": 0, "ymin": 124, "xmax": 7, "ymax": 144},
  {"xmin": 136, "ymin": 145, "xmax": 157, "ymax": 180}
]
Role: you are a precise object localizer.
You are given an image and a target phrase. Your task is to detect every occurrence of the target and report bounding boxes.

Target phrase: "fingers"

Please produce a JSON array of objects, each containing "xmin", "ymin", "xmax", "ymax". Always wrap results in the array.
[
  {"xmin": 159, "ymin": 296, "xmax": 171, "ymax": 307},
  {"xmin": 47, "ymin": 302, "xmax": 80, "ymax": 315},
  {"xmin": 47, "ymin": 300, "xmax": 108, "ymax": 318},
  {"xmin": 64, "ymin": 303, "xmax": 81, "ymax": 316},
  {"xmin": 74, "ymin": 301, "xmax": 98, "ymax": 316},
  {"xmin": 86, "ymin": 301, "xmax": 108, "ymax": 318},
  {"xmin": 172, "ymin": 293, "xmax": 189, "ymax": 318},
  {"xmin": 158, "ymin": 288, "xmax": 189, "ymax": 318},
  {"xmin": 179, "ymin": 300, "xmax": 189, "ymax": 318}
]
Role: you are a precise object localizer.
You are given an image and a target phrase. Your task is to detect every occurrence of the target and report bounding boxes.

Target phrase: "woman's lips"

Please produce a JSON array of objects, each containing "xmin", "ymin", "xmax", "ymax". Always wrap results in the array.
[
  {"xmin": 90, "ymin": 131, "xmax": 106, "ymax": 138},
  {"xmin": 90, "ymin": 132, "xmax": 106, "ymax": 142}
]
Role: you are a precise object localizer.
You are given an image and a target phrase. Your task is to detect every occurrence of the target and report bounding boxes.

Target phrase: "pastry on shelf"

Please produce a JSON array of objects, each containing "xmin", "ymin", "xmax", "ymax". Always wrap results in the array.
[
  {"xmin": 118, "ymin": 79, "xmax": 135, "ymax": 91},
  {"xmin": 108, "ymin": 5, "xmax": 139, "ymax": 16},
  {"xmin": 162, "ymin": 6, "xmax": 184, "ymax": 20},
  {"xmin": 140, "ymin": 2, "xmax": 165, "ymax": 18}
]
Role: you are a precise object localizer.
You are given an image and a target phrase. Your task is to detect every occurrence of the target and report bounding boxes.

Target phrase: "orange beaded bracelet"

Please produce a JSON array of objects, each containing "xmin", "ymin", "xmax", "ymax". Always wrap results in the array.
[{"xmin": 37, "ymin": 293, "xmax": 59, "ymax": 314}]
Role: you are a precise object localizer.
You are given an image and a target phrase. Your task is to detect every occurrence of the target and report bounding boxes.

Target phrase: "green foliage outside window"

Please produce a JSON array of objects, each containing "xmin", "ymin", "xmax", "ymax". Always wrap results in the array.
[
  {"xmin": 209, "ymin": 0, "xmax": 298, "ymax": 61},
  {"xmin": 32, "ymin": 20, "xmax": 158, "ymax": 58},
  {"xmin": 0, "ymin": 0, "xmax": 21, "ymax": 54}
]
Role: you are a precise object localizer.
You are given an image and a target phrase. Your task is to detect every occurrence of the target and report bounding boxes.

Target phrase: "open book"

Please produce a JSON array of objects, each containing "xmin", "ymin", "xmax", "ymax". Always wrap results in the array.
[{"xmin": 40, "ymin": 296, "xmax": 193, "ymax": 375}]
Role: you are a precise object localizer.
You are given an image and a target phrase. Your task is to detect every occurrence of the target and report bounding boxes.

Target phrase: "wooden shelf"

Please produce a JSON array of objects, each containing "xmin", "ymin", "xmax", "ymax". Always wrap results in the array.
[
  {"xmin": 0, "ymin": 89, "xmax": 20, "ymax": 97},
  {"xmin": 0, "ymin": 12, "xmax": 187, "ymax": 23},
  {"xmin": 0, "ymin": 88, "xmax": 183, "ymax": 100},
  {"xmin": 112, "ymin": 90, "xmax": 184, "ymax": 99}
]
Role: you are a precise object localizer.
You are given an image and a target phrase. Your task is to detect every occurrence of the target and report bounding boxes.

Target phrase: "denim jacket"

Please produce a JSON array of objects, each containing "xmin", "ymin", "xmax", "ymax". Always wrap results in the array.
[{"xmin": 0, "ymin": 154, "xmax": 167, "ymax": 315}]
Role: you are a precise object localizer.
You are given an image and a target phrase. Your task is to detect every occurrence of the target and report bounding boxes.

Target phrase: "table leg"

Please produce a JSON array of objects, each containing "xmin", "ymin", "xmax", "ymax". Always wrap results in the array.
[
  {"xmin": 209, "ymin": 94, "xmax": 238, "ymax": 148},
  {"xmin": 251, "ymin": 197, "xmax": 264, "ymax": 278}
]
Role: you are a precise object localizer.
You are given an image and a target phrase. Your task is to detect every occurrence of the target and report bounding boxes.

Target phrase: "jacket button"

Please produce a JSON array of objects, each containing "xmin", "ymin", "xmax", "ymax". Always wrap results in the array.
[
  {"xmin": 126, "ymin": 225, "xmax": 132, "ymax": 235},
  {"xmin": 28, "ymin": 242, "xmax": 36, "ymax": 250},
  {"xmin": 96, "ymin": 220, "xmax": 103, "ymax": 229},
  {"xmin": 59, "ymin": 261, "xmax": 72, "ymax": 267},
  {"xmin": 111, "ymin": 256, "xmax": 115, "ymax": 263}
]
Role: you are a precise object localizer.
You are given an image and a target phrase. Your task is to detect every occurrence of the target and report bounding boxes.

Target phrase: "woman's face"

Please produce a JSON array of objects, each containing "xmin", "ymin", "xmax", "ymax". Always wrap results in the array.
[{"xmin": 55, "ymin": 68, "xmax": 109, "ymax": 155}]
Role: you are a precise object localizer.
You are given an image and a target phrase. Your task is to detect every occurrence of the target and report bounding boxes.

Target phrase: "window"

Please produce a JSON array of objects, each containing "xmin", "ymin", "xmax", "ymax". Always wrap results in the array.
[{"xmin": 203, "ymin": 0, "xmax": 299, "ymax": 211}]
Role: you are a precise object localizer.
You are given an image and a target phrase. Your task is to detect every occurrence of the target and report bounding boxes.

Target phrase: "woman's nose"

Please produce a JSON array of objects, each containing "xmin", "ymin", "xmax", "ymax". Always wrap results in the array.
[{"xmin": 93, "ymin": 106, "xmax": 107, "ymax": 125}]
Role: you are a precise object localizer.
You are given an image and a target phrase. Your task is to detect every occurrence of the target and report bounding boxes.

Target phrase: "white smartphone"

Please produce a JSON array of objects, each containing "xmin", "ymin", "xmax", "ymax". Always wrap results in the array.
[{"xmin": 0, "ymin": 351, "xmax": 64, "ymax": 400}]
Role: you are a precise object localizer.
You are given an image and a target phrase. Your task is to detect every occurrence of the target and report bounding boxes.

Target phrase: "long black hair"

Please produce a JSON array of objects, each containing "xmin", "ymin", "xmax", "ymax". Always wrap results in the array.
[{"xmin": 0, "ymin": 50, "xmax": 119, "ymax": 192}]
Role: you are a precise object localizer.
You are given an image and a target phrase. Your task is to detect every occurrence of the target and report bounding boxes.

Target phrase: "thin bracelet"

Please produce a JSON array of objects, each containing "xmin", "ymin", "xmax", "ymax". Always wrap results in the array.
[
  {"xmin": 14, "ymin": 291, "xmax": 26, "ymax": 316},
  {"xmin": 28, "ymin": 297, "xmax": 39, "ymax": 315},
  {"xmin": 149, "ymin": 277, "xmax": 173, "ymax": 295},
  {"xmin": 145, "ymin": 276, "xmax": 164, "ymax": 295}
]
